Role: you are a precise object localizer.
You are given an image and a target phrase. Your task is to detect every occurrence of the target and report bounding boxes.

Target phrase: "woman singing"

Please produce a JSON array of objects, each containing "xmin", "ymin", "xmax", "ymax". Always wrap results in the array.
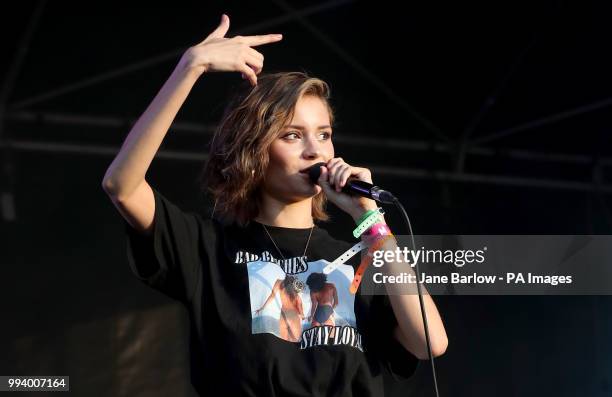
[{"xmin": 102, "ymin": 14, "xmax": 447, "ymax": 396}]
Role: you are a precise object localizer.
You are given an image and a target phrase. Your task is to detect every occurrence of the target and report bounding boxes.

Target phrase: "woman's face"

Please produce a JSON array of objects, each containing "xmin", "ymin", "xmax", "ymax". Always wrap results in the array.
[{"xmin": 263, "ymin": 95, "xmax": 334, "ymax": 202}]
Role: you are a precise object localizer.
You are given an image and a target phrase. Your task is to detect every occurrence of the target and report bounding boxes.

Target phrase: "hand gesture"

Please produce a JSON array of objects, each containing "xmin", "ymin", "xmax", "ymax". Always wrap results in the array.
[{"xmin": 179, "ymin": 14, "xmax": 283, "ymax": 85}]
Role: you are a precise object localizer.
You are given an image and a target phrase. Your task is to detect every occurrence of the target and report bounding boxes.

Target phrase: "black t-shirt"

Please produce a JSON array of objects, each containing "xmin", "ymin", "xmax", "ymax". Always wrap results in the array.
[{"xmin": 124, "ymin": 188, "xmax": 418, "ymax": 396}]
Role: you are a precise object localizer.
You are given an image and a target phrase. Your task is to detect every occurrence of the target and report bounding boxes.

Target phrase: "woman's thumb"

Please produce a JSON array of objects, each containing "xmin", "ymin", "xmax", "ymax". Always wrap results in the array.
[{"xmin": 206, "ymin": 14, "xmax": 230, "ymax": 40}]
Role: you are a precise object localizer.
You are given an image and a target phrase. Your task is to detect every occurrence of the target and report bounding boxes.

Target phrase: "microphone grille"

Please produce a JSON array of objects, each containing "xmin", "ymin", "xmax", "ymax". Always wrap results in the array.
[{"xmin": 307, "ymin": 162, "xmax": 326, "ymax": 184}]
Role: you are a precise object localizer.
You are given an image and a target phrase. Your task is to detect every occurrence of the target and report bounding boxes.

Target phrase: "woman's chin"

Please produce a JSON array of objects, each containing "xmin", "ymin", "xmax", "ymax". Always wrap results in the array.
[
  {"xmin": 294, "ymin": 183, "xmax": 321, "ymax": 199},
  {"xmin": 295, "ymin": 176, "xmax": 322, "ymax": 196}
]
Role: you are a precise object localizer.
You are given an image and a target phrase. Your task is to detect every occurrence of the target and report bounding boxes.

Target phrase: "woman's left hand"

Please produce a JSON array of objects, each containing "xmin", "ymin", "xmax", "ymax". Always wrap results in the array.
[{"xmin": 318, "ymin": 158, "xmax": 378, "ymax": 221}]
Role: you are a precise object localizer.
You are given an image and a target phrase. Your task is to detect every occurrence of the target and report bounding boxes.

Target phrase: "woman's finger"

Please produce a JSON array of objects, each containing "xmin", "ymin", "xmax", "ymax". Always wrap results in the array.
[
  {"xmin": 237, "ymin": 63, "xmax": 257, "ymax": 86},
  {"xmin": 325, "ymin": 160, "xmax": 340, "ymax": 186},
  {"xmin": 334, "ymin": 164, "xmax": 351, "ymax": 192},
  {"xmin": 337, "ymin": 164, "xmax": 353, "ymax": 190},
  {"xmin": 247, "ymin": 47, "xmax": 264, "ymax": 62},
  {"xmin": 329, "ymin": 163, "xmax": 341, "ymax": 190},
  {"xmin": 244, "ymin": 53, "xmax": 263, "ymax": 74},
  {"xmin": 351, "ymin": 166, "xmax": 373, "ymax": 184},
  {"xmin": 326, "ymin": 158, "xmax": 345, "ymax": 187},
  {"xmin": 239, "ymin": 34, "xmax": 283, "ymax": 47},
  {"xmin": 246, "ymin": 63, "xmax": 260, "ymax": 76},
  {"xmin": 325, "ymin": 157, "xmax": 343, "ymax": 176}
]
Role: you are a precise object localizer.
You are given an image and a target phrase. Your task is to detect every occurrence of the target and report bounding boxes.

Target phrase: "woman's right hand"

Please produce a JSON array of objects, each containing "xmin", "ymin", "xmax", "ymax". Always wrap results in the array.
[{"xmin": 179, "ymin": 14, "xmax": 283, "ymax": 86}]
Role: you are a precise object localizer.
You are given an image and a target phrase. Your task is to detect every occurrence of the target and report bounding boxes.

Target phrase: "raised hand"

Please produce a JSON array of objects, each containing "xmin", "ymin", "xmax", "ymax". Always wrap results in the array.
[{"xmin": 178, "ymin": 14, "xmax": 283, "ymax": 86}]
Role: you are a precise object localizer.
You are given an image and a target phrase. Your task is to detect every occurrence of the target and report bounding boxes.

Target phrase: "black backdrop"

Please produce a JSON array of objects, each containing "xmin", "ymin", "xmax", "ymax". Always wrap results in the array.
[{"xmin": 2, "ymin": 1, "xmax": 611, "ymax": 396}]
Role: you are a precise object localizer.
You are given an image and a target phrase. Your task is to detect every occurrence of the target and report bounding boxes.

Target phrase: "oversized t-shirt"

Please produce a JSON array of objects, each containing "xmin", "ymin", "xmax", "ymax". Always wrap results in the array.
[{"xmin": 123, "ymin": 188, "xmax": 418, "ymax": 396}]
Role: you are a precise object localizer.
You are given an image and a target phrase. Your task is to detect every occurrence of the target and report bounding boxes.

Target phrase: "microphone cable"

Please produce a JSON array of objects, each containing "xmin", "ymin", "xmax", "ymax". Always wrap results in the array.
[{"xmin": 390, "ymin": 195, "xmax": 441, "ymax": 397}]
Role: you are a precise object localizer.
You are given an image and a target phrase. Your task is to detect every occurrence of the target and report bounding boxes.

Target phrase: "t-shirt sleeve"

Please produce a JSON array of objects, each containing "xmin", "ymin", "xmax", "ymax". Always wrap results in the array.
[
  {"xmin": 370, "ymin": 294, "xmax": 419, "ymax": 381},
  {"xmin": 123, "ymin": 187, "xmax": 203, "ymax": 304}
]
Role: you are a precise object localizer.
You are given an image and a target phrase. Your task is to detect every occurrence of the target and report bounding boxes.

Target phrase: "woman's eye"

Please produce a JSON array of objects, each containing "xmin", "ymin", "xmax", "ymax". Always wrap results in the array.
[
  {"xmin": 283, "ymin": 132, "xmax": 299, "ymax": 140},
  {"xmin": 282, "ymin": 131, "xmax": 331, "ymax": 140}
]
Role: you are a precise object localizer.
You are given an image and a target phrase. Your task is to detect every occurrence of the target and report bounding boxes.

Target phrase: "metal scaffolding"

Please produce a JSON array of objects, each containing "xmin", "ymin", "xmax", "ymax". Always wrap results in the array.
[{"xmin": 1, "ymin": 0, "xmax": 611, "ymax": 226}]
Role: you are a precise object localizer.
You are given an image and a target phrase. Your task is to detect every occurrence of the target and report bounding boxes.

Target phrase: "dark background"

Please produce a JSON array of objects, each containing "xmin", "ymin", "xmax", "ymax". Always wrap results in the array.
[{"xmin": 1, "ymin": 1, "xmax": 611, "ymax": 396}]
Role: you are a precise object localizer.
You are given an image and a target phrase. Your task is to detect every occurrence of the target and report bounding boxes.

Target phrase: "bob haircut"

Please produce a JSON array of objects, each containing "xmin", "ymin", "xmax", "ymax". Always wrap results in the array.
[{"xmin": 200, "ymin": 71, "xmax": 335, "ymax": 226}]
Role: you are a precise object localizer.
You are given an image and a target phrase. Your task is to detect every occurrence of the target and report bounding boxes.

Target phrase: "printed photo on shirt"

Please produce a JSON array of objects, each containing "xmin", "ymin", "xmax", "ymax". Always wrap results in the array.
[{"xmin": 247, "ymin": 256, "xmax": 361, "ymax": 349}]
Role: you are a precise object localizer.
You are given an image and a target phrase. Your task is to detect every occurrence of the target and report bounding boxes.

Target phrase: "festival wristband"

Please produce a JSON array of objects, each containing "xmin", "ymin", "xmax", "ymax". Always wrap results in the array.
[
  {"xmin": 364, "ymin": 222, "xmax": 391, "ymax": 238},
  {"xmin": 355, "ymin": 208, "xmax": 377, "ymax": 226},
  {"xmin": 353, "ymin": 207, "xmax": 384, "ymax": 238},
  {"xmin": 349, "ymin": 233, "xmax": 395, "ymax": 294},
  {"xmin": 323, "ymin": 240, "xmax": 368, "ymax": 275}
]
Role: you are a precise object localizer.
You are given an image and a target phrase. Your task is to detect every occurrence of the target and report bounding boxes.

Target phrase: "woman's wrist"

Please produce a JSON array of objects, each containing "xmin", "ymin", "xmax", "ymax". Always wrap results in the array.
[
  {"xmin": 172, "ymin": 60, "xmax": 205, "ymax": 84},
  {"xmin": 351, "ymin": 203, "xmax": 381, "ymax": 224},
  {"xmin": 176, "ymin": 48, "xmax": 210, "ymax": 79}
]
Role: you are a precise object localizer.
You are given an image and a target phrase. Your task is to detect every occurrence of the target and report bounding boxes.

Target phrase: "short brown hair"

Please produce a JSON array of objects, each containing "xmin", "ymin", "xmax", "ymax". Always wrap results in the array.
[{"xmin": 200, "ymin": 72, "xmax": 335, "ymax": 226}]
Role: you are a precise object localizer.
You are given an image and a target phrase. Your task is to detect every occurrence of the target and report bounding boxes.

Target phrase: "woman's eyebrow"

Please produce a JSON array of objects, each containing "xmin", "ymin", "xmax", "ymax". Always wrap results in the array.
[{"xmin": 285, "ymin": 124, "xmax": 332, "ymax": 129}]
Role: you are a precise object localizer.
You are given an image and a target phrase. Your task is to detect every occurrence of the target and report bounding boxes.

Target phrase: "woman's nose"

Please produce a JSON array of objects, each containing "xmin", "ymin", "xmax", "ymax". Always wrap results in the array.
[
  {"xmin": 304, "ymin": 145, "xmax": 322, "ymax": 160},
  {"xmin": 305, "ymin": 148, "xmax": 320, "ymax": 159},
  {"xmin": 303, "ymin": 135, "xmax": 323, "ymax": 159}
]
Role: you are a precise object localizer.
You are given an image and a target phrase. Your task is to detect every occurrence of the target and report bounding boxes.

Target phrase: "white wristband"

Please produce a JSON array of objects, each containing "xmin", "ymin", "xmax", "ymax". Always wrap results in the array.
[{"xmin": 323, "ymin": 241, "xmax": 368, "ymax": 274}]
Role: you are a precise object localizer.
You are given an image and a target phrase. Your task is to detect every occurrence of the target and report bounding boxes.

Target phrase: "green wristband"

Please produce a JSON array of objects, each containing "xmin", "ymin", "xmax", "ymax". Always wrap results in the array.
[
  {"xmin": 355, "ymin": 209, "xmax": 377, "ymax": 226},
  {"xmin": 353, "ymin": 208, "xmax": 384, "ymax": 238}
]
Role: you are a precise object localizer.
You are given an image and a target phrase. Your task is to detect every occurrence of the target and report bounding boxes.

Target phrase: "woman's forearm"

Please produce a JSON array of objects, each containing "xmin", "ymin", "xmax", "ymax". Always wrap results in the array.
[
  {"xmin": 379, "ymin": 238, "xmax": 448, "ymax": 360},
  {"xmin": 352, "ymin": 207, "xmax": 447, "ymax": 358},
  {"xmin": 102, "ymin": 62, "xmax": 201, "ymax": 199}
]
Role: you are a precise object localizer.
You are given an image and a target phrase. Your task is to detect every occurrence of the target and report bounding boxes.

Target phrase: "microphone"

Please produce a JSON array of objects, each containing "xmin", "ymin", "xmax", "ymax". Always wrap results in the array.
[{"xmin": 307, "ymin": 162, "xmax": 396, "ymax": 204}]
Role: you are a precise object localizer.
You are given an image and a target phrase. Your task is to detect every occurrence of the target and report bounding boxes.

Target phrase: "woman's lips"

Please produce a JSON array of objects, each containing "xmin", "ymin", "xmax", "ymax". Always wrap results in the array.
[
  {"xmin": 298, "ymin": 171, "xmax": 315, "ymax": 183},
  {"xmin": 300, "ymin": 163, "xmax": 324, "ymax": 174}
]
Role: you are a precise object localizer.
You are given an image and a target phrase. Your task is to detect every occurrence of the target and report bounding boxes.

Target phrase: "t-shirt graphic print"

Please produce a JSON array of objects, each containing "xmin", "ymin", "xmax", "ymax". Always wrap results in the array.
[{"xmin": 240, "ymin": 250, "xmax": 363, "ymax": 351}]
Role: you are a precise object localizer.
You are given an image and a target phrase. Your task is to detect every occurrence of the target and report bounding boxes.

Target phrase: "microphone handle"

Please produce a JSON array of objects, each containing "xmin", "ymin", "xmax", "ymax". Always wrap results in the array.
[
  {"xmin": 340, "ymin": 179, "xmax": 397, "ymax": 204},
  {"xmin": 341, "ymin": 179, "xmax": 375, "ymax": 199}
]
